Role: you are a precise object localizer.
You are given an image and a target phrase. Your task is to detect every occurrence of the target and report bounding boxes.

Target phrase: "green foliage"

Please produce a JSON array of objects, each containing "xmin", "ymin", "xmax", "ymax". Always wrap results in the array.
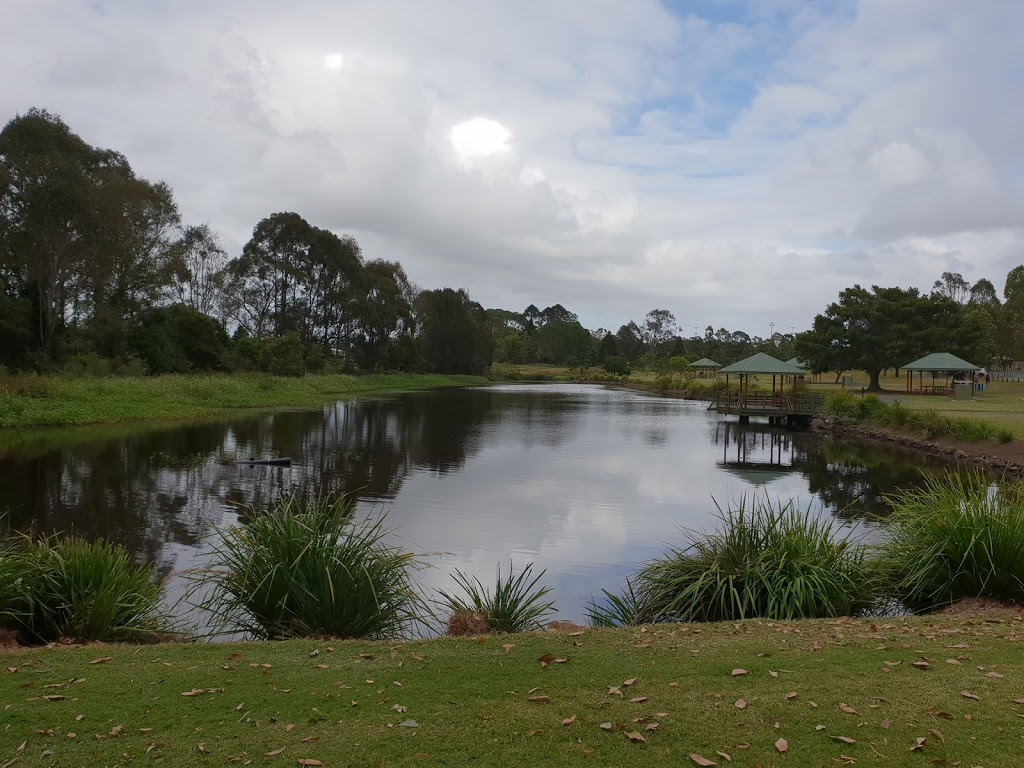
[
  {"xmin": 435, "ymin": 562, "xmax": 555, "ymax": 634},
  {"xmin": 997, "ymin": 427, "xmax": 1014, "ymax": 444},
  {"xmin": 197, "ymin": 492, "xmax": 419, "ymax": 640},
  {"xmin": 533, "ymin": 320, "xmax": 592, "ymax": 365},
  {"xmin": 668, "ymin": 355, "xmax": 689, "ymax": 372},
  {"xmin": 822, "ymin": 389, "xmax": 859, "ymax": 420},
  {"xmin": 880, "ymin": 472, "xmax": 1024, "ymax": 610},
  {"xmin": 610, "ymin": 497, "xmax": 877, "ymax": 623},
  {"xmin": 417, "ymin": 288, "xmax": 494, "ymax": 375},
  {"xmin": 6, "ymin": 535, "xmax": 166, "ymax": 644},
  {"xmin": 603, "ymin": 356, "xmax": 630, "ymax": 375},
  {"xmin": 584, "ymin": 580, "xmax": 648, "ymax": 628},
  {"xmin": 133, "ymin": 303, "xmax": 228, "ymax": 373}
]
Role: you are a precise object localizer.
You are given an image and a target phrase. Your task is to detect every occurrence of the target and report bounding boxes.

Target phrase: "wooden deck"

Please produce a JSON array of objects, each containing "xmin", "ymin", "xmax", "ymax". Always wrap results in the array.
[{"xmin": 709, "ymin": 392, "xmax": 825, "ymax": 423}]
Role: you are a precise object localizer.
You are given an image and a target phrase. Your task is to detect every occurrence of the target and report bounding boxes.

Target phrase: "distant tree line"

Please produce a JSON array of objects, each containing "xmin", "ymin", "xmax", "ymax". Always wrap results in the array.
[{"xmin": 0, "ymin": 109, "xmax": 492, "ymax": 376}]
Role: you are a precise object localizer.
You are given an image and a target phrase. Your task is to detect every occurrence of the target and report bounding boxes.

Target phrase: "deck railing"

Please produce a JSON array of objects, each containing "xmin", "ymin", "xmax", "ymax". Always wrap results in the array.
[{"xmin": 710, "ymin": 392, "xmax": 825, "ymax": 416}]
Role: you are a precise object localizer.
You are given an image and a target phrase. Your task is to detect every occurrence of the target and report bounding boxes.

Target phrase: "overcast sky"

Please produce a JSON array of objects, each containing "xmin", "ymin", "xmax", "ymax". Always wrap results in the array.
[{"xmin": 3, "ymin": 0, "xmax": 1023, "ymax": 335}]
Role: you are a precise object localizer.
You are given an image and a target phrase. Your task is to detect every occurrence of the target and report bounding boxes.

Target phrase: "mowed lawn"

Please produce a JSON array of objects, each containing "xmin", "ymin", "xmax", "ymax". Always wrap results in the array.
[{"xmin": 3, "ymin": 616, "xmax": 1024, "ymax": 767}]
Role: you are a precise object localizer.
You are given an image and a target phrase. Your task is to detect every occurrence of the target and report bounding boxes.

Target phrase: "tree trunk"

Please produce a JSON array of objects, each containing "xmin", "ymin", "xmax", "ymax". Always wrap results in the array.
[{"xmin": 867, "ymin": 369, "xmax": 882, "ymax": 391}]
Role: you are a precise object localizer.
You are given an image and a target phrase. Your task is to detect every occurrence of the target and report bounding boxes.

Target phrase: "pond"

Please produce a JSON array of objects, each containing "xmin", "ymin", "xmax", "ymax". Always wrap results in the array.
[{"xmin": 0, "ymin": 383, "xmax": 952, "ymax": 627}]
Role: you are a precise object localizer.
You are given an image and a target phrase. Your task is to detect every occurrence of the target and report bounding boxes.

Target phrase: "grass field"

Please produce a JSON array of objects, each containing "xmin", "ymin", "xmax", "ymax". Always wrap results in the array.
[
  {"xmin": 2, "ymin": 616, "xmax": 1023, "ymax": 767},
  {"xmin": 0, "ymin": 373, "xmax": 488, "ymax": 430}
]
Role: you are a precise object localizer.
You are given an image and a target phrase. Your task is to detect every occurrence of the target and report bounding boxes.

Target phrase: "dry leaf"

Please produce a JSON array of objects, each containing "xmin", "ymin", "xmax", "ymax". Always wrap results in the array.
[
  {"xmin": 930, "ymin": 729, "xmax": 945, "ymax": 744},
  {"xmin": 815, "ymin": 725, "xmax": 826, "ymax": 731},
  {"xmin": 833, "ymin": 736, "xmax": 856, "ymax": 744},
  {"xmin": 197, "ymin": 744, "xmax": 206, "ymax": 753},
  {"xmin": 921, "ymin": 707, "xmax": 953, "ymax": 719},
  {"xmin": 400, "ymin": 719, "xmax": 419, "ymax": 728},
  {"xmin": 529, "ymin": 695, "xmax": 550, "ymax": 703},
  {"xmin": 502, "ymin": 644, "xmax": 516, "ymax": 653},
  {"xmin": 881, "ymin": 719, "xmax": 891, "ymax": 730},
  {"xmin": 910, "ymin": 736, "xmax": 927, "ymax": 752},
  {"xmin": 645, "ymin": 723, "xmax": 658, "ymax": 732},
  {"xmin": 839, "ymin": 703, "xmax": 860, "ymax": 715},
  {"xmin": 630, "ymin": 696, "xmax": 648, "ymax": 704},
  {"xmin": 775, "ymin": 737, "xmax": 789, "ymax": 753},
  {"xmin": 265, "ymin": 748, "xmax": 286, "ymax": 756},
  {"xmin": 623, "ymin": 677, "xmax": 637, "ymax": 686},
  {"xmin": 301, "ymin": 737, "xmax": 319, "ymax": 743},
  {"xmin": 785, "ymin": 692, "xmax": 798, "ymax": 700},
  {"xmin": 731, "ymin": 669, "xmax": 748, "ymax": 677},
  {"xmin": 912, "ymin": 661, "xmax": 931, "ymax": 670},
  {"xmin": 599, "ymin": 722, "xmax": 613, "ymax": 731},
  {"xmin": 297, "ymin": 761, "xmax": 322, "ymax": 767},
  {"xmin": 358, "ymin": 653, "xmax": 374, "ymax": 660},
  {"xmin": 411, "ymin": 653, "xmax": 424, "ymax": 662},
  {"xmin": 734, "ymin": 699, "xmax": 747, "ymax": 710},
  {"xmin": 961, "ymin": 691, "xmax": 981, "ymax": 701},
  {"xmin": 769, "ymin": 670, "xmax": 779, "ymax": 678},
  {"xmin": 608, "ymin": 687, "xmax": 622, "ymax": 696},
  {"xmin": 562, "ymin": 715, "xmax": 577, "ymax": 726},
  {"xmin": 568, "ymin": 631, "xmax": 585, "ymax": 637},
  {"xmin": 689, "ymin": 754, "xmax": 717, "ymax": 766},
  {"xmin": 624, "ymin": 732, "xmax": 647, "ymax": 743},
  {"xmin": 89, "ymin": 657, "xmax": 112, "ymax": 665},
  {"xmin": 527, "ymin": 729, "xmax": 543, "ymax": 737}
]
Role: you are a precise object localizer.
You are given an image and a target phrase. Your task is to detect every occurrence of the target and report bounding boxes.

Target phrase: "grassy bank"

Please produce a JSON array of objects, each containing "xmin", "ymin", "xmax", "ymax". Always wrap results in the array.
[
  {"xmin": 0, "ymin": 373, "xmax": 488, "ymax": 429},
  {"xmin": 3, "ymin": 616, "xmax": 1023, "ymax": 767}
]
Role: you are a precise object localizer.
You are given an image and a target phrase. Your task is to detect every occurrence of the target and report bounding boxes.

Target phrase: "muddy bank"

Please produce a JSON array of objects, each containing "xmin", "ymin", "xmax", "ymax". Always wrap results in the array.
[{"xmin": 822, "ymin": 421, "xmax": 1024, "ymax": 477}]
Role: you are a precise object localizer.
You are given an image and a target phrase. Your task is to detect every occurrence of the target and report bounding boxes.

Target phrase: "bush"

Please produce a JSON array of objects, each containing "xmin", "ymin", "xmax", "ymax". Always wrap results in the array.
[
  {"xmin": 435, "ymin": 562, "xmax": 555, "ymax": 634},
  {"xmin": 198, "ymin": 492, "xmax": 419, "ymax": 639},
  {"xmin": 12, "ymin": 535, "xmax": 166, "ymax": 644},
  {"xmin": 0, "ymin": 543, "xmax": 29, "ymax": 636},
  {"xmin": 823, "ymin": 389, "xmax": 859, "ymax": 420},
  {"xmin": 604, "ymin": 357, "xmax": 630, "ymax": 376},
  {"xmin": 597, "ymin": 497, "xmax": 877, "ymax": 624},
  {"xmin": 880, "ymin": 472, "xmax": 1024, "ymax": 611},
  {"xmin": 997, "ymin": 427, "xmax": 1014, "ymax": 444}
]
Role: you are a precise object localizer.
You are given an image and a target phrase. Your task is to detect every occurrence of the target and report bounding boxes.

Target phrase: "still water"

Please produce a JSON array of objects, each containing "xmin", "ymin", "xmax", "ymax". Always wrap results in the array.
[{"xmin": 0, "ymin": 384, "xmax": 949, "ymax": 625}]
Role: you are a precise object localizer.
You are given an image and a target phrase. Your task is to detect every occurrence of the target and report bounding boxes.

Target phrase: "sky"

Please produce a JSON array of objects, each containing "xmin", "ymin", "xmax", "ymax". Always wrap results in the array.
[{"xmin": 3, "ymin": 0, "xmax": 1023, "ymax": 336}]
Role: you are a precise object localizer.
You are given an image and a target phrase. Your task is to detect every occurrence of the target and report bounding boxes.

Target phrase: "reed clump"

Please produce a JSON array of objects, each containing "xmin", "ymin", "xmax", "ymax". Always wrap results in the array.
[{"xmin": 435, "ymin": 562, "xmax": 555, "ymax": 634}]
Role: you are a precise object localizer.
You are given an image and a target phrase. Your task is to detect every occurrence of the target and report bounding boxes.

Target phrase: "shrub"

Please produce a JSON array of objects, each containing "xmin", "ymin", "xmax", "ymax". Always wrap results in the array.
[
  {"xmin": 13, "ymin": 535, "xmax": 166, "ymax": 644},
  {"xmin": 823, "ymin": 390, "xmax": 859, "ymax": 420},
  {"xmin": 585, "ymin": 580, "xmax": 651, "ymax": 628},
  {"xmin": 604, "ymin": 357, "xmax": 630, "ymax": 376},
  {"xmin": 198, "ymin": 492, "xmax": 419, "ymax": 640},
  {"xmin": 0, "ymin": 543, "xmax": 29, "ymax": 636},
  {"xmin": 880, "ymin": 471, "xmax": 1024, "ymax": 611},
  {"xmin": 607, "ymin": 497, "xmax": 877, "ymax": 623},
  {"xmin": 435, "ymin": 562, "xmax": 555, "ymax": 633},
  {"xmin": 997, "ymin": 427, "xmax": 1014, "ymax": 444}
]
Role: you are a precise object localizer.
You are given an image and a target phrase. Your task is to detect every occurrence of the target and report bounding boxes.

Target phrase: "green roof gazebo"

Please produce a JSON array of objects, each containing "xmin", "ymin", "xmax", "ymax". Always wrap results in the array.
[
  {"xmin": 689, "ymin": 357, "xmax": 721, "ymax": 379},
  {"xmin": 901, "ymin": 352, "xmax": 981, "ymax": 395},
  {"xmin": 719, "ymin": 352, "xmax": 806, "ymax": 396}
]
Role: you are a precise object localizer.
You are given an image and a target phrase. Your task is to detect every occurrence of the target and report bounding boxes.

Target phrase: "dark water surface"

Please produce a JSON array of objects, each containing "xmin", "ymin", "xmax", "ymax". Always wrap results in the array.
[{"xmin": 0, "ymin": 384, "xmax": 949, "ymax": 625}]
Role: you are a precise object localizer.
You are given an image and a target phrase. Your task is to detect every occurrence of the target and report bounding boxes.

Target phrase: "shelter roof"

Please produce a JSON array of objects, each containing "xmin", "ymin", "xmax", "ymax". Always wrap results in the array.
[
  {"xmin": 901, "ymin": 352, "xmax": 981, "ymax": 372},
  {"xmin": 719, "ymin": 352, "xmax": 805, "ymax": 376},
  {"xmin": 689, "ymin": 357, "xmax": 721, "ymax": 368},
  {"xmin": 785, "ymin": 357, "xmax": 807, "ymax": 369}
]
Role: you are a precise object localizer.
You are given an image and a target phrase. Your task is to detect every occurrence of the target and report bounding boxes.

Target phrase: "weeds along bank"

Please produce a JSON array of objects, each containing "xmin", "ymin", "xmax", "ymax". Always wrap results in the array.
[
  {"xmin": 3, "ymin": 472, "xmax": 1024, "ymax": 646},
  {"xmin": 0, "ymin": 372, "xmax": 488, "ymax": 429}
]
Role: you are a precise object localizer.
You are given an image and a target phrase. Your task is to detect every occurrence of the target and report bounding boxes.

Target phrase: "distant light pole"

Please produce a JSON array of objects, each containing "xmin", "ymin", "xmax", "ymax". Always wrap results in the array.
[{"xmin": 769, "ymin": 321, "xmax": 775, "ymax": 341}]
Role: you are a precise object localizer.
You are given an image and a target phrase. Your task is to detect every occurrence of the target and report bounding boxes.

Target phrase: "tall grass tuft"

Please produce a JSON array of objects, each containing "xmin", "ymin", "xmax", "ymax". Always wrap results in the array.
[
  {"xmin": 585, "ymin": 580, "xmax": 653, "ymax": 628},
  {"xmin": 880, "ymin": 471, "xmax": 1024, "ymax": 611},
  {"xmin": 13, "ymin": 535, "xmax": 166, "ymax": 643},
  {"xmin": 0, "ymin": 542, "xmax": 29, "ymax": 636},
  {"xmin": 435, "ymin": 562, "xmax": 555, "ymax": 633},
  {"xmin": 602, "ymin": 497, "xmax": 877, "ymax": 624},
  {"xmin": 198, "ymin": 492, "xmax": 419, "ymax": 640}
]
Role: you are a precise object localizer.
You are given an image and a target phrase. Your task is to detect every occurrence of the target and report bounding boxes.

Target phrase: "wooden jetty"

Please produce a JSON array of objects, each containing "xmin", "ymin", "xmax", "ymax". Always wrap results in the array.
[{"xmin": 709, "ymin": 352, "xmax": 824, "ymax": 425}]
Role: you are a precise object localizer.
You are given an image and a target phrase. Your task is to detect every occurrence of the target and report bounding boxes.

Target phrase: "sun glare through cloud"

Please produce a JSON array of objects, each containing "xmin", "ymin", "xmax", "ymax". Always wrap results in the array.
[
  {"xmin": 449, "ymin": 117, "xmax": 511, "ymax": 158},
  {"xmin": 322, "ymin": 52, "xmax": 344, "ymax": 72}
]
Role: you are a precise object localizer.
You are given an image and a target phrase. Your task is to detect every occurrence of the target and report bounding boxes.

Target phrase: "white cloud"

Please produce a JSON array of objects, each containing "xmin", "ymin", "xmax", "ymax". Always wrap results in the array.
[{"xmin": 1, "ymin": 0, "xmax": 1022, "ymax": 332}]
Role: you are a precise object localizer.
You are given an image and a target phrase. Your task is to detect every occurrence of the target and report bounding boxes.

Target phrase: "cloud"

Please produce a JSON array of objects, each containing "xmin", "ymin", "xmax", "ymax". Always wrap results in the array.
[{"xmin": 2, "ymin": 0, "xmax": 1022, "ymax": 332}]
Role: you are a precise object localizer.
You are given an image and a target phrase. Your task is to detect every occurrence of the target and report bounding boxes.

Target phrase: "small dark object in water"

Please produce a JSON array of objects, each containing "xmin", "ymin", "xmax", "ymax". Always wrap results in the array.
[{"xmin": 234, "ymin": 457, "xmax": 292, "ymax": 467}]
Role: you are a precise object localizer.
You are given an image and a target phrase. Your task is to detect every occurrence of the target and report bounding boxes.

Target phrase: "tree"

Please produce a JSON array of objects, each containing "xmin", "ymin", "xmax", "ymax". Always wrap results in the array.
[
  {"xmin": 533, "ymin": 320, "xmax": 592, "ymax": 365},
  {"xmin": 969, "ymin": 278, "xmax": 1000, "ymax": 308},
  {"xmin": 640, "ymin": 308, "xmax": 678, "ymax": 353},
  {"xmin": 417, "ymin": 288, "xmax": 493, "ymax": 375},
  {"xmin": 615, "ymin": 322, "xmax": 644, "ymax": 361},
  {"xmin": 539, "ymin": 303, "xmax": 578, "ymax": 325},
  {"xmin": 932, "ymin": 271, "xmax": 970, "ymax": 303},
  {"xmin": 169, "ymin": 223, "xmax": 228, "ymax": 319},
  {"xmin": 353, "ymin": 259, "xmax": 414, "ymax": 370},
  {"xmin": 132, "ymin": 303, "xmax": 228, "ymax": 373}
]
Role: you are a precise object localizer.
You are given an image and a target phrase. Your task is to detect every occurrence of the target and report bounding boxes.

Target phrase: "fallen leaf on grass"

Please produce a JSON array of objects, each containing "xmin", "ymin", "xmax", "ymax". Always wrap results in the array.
[
  {"xmin": 400, "ymin": 720, "xmax": 418, "ymax": 728},
  {"xmin": 832, "ymin": 736, "xmax": 856, "ymax": 744},
  {"xmin": 734, "ymin": 699, "xmax": 747, "ymax": 710},
  {"xmin": 985, "ymin": 671, "xmax": 1004, "ymax": 679},
  {"xmin": 562, "ymin": 716, "xmax": 577, "ymax": 726},
  {"xmin": 689, "ymin": 754, "xmax": 717, "ymax": 766},
  {"xmin": 197, "ymin": 744, "xmax": 206, "ymax": 753},
  {"xmin": 630, "ymin": 696, "xmax": 648, "ymax": 704},
  {"xmin": 42, "ymin": 695, "xmax": 65, "ymax": 702},
  {"xmin": 947, "ymin": 643, "xmax": 970, "ymax": 649},
  {"xmin": 785, "ymin": 692, "xmax": 798, "ymax": 700},
  {"xmin": 529, "ymin": 695, "xmax": 551, "ymax": 703},
  {"xmin": 921, "ymin": 707, "xmax": 953, "ymax": 719},
  {"xmin": 623, "ymin": 677, "xmax": 637, "ymax": 686},
  {"xmin": 301, "ymin": 737, "xmax": 319, "ymax": 744},
  {"xmin": 731, "ymin": 669, "xmax": 748, "ymax": 677},
  {"xmin": 912, "ymin": 661, "xmax": 931, "ymax": 670},
  {"xmin": 266, "ymin": 748, "xmax": 286, "ymax": 756},
  {"xmin": 715, "ymin": 751, "xmax": 731, "ymax": 762},
  {"xmin": 839, "ymin": 703, "xmax": 860, "ymax": 715},
  {"xmin": 297, "ymin": 761, "xmax": 322, "ymax": 767},
  {"xmin": 89, "ymin": 657, "xmax": 112, "ymax": 665},
  {"xmin": 775, "ymin": 738, "xmax": 788, "ymax": 753},
  {"xmin": 16, "ymin": 741, "xmax": 26, "ymax": 752},
  {"xmin": 961, "ymin": 691, "xmax": 981, "ymax": 701},
  {"xmin": 769, "ymin": 670, "xmax": 779, "ymax": 678},
  {"xmin": 568, "ymin": 631, "xmax": 585, "ymax": 637},
  {"xmin": 946, "ymin": 659, "xmax": 961, "ymax": 666},
  {"xmin": 608, "ymin": 687, "xmax": 622, "ymax": 696},
  {"xmin": 881, "ymin": 720, "xmax": 891, "ymax": 730},
  {"xmin": 527, "ymin": 729, "xmax": 543, "ymax": 737},
  {"xmin": 624, "ymin": 732, "xmax": 646, "ymax": 743},
  {"xmin": 645, "ymin": 723, "xmax": 658, "ymax": 732},
  {"xmin": 910, "ymin": 737, "xmax": 926, "ymax": 752},
  {"xmin": 814, "ymin": 725, "xmax": 826, "ymax": 731},
  {"xmin": 285, "ymin": 724, "xmax": 296, "ymax": 732},
  {"xmin": 502, "ymin": 644, "xmax": 516, "ymax": 653},
  {"xmin": 930, "ymin": 729, "xmax": 945, "ymax": 744},
  {"xmin": 600, "ymin": 722, "xmax": 613, "ymax": 731}
]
